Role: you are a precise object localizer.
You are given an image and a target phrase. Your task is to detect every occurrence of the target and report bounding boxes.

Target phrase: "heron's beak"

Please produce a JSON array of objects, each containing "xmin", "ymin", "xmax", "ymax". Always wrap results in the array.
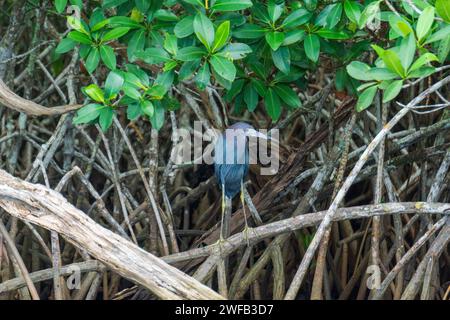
[{"xmin": 246, "ymin": 129, "xmax": 269, "ymax": 140}]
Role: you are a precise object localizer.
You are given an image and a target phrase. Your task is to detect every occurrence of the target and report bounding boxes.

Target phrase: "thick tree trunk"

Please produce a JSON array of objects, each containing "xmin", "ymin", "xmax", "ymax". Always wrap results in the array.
[{"xmin": 0, "ymin": 169, "xmax": 223, "ymax": 300}]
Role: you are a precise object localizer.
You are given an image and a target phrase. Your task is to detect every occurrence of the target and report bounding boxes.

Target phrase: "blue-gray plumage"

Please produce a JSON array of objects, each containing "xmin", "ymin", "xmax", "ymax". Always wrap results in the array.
[
  {"xmin": 213, "ymin": 122, "xmax": 268, "ymax": 241},
  {"xmin": 214, "ymin": 122, "xmax": 252, "ymax": 199}
]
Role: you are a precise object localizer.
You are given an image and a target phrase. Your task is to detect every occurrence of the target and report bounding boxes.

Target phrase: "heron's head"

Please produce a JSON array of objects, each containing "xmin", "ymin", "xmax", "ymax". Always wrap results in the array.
[{"xmin": 227, "ymin": 122, "xmax": 268, "ymax": 140}]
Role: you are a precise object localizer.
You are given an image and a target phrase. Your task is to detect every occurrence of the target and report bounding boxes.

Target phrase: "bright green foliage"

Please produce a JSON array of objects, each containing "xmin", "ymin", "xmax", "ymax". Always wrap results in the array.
[{"xmin": 54, "ymin": 0, "xmax": 450, "ymax": 129}]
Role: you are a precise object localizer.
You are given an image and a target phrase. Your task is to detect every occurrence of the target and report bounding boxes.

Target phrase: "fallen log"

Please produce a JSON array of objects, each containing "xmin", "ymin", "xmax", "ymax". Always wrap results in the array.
[{"xmin": 0, "ymin": 169, "xmax": 223, "ymax": 300}]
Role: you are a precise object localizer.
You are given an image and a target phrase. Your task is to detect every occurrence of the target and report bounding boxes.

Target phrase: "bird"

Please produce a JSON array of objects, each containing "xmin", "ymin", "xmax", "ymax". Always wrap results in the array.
[{"xmin": 213, "ymin": 122, "xmax": 268, "ymax": 243}]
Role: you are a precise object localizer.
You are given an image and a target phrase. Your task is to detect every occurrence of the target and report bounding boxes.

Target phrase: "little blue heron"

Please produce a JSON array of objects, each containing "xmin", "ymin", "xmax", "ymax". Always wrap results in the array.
[{"xmin": 214, "ymin": 122, "xmax": 268, "ymax": 242}]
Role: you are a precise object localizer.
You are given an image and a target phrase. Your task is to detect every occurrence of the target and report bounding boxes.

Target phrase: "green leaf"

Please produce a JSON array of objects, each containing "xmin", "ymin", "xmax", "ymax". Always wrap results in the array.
[
  {"xmin": 164, "ymin": 99, "xmax": 180, "ymax": 113},
  {"xmin": 382, "ymin": 79, "xmax": 403, "ymax": 103},
  {"xmin": 99, "ymin": 108, "xmax": 114, "ymax": 131},
  {"xmin": 127, "ymin": 29, "xmax": 146, "ymax": 61},
  {"xmin": 135, "ymin": 0, "xmax": 151, "ymax": 12},
  {"xmin": 359, "ymin": 0, "xmax": 381, "ymax": 29},
  {"xmin": 252, "ymin": 3, "xmax": 271, "ymax": 24},
  {"xmin": 67, "ymin": 16, "xmax": 89, "ymax": 35},
  {"xmin": 251, "ymin": 78, "xmax": 266, "ymax": 96},
  {"xmin": 79, "ymin": 45, "xmax": 91, "ymax": 59},
  {"xmin": 233, "ymin": 24, "xmax": 266, "ymax": 39},
  {"xmin": 212, "ymin": 21, "xmax": 230, "ymax": 53},
  {"xmin": 304, "ymin": 34, "xmax": 320, "ymax": 62},
  {"xmin": 104, "ymin": 70, "xmax": 124, "ymax": 99},
  {"xmin": 154, "ymin": 71, "xmax": 174, "ymax": 91},
  {"xmin": 416, "ymin": 6, "xmax": 435, "ymax": 41},
  {"xmin": 211, "ymin": 0, "xmax": 253, "ymax": 12},
  {"xmin": 90, "ymin": 8, "xmax": 106, "ymax": 28},
  {"xmin": 356, "ymin": 85, "xmax": 377, "ymax": 112},
  {"xmin": 244, "ymin": 82, "xmax": 258, "ymax": 112},
  {"xmin": 135, "ymin": 48, "xmax": 171, "ymax": 64},
  {"xmin": 91, "ymin": 19, "xmax": 110, "ymax": 32},
  {"xmin": 69, "ymin": 0, "xmax": 83, "ymax": 7},
  {"xmin": 380, "ymin": 50, "xmax": 405, "ymax": 77},
  {"xmin": 425, "ymin": 24, "xmax": 450, "ymax": 44},
  {"xmin": 174, "ymin": 16, "xmax": 194, "ymax": 38},
  {"xmin": 399, "ymin": 33, "xmax": 416, "ymax": 70},
  {"xmin": 376, "ymin": 80, "xmax": 391, "ymax": 90},
  {"xmin": 210, "ymin": 55, "xmax": 236, "ymax": 82},
  {"xmin": 100, "ymin": 45, "xmax": 116, "ymax": 70},
  {"xmin": 124, "ymin": 70, "xmax": 147, "ymax": 88},
  {"xmin": 127, "ymin": 103, "xmax": 142, "ymax": 120},
  {"xmin": 108, "ymin": 16, "xmax": 142, "ymax": 28},
  {"xmin": 264, "ymin": 88, "xmax": 281, "ymax": 121},
  {"xmin": 316, "ymin": 29, "xmax": 349, "ymax": 39},
  {"xmin": 67, "ymin": 31, "xmax": 92, "ymax": 45},
  {"xmin": 183, "ymin": 0, "xmax": 204, "ymax": 7},
  {"xmin": 282, "ymin": 30, "xmax": 305, "ymax": 45},
  {"xmin": 388, "ymin": 15, "xmax": 413, "ymax": 37},
  {"xmin": 213, "ymin": 66, "xmax": 233, "ymax": 88},
  {"xmin": 326, "ymin": 3, "xmax": 343, "ymax": 29},
  {"xmin": 124, "ymin": 74, "xmax": 142, "ymax": 90},
  {"xmin": 282, "ymin": 9, "xmax": 312, "ymax": 28},
  {"xmin": 140, "ymin": 100, "xmax": 154, "ymax": 117},
  {"xmin": 85, "ymin": 48, "xmax": 100, "ymax": 73},
  {"xmin": 273, "ymin": 84, "xmax": 301, "ymax": 108},
  {"xmin": 164, "ymin": 34, "xmax": 178, "ymax": 55},
  {"xmin": 233, "ymin": 93, "xmax": 244, "ymax": 114},
  {"xmin": 73, "ymin": 103, "xmax": 104, "ymax": 125},
  {"xmin": 149, "ymin": 101, "xmax": 165, "ymax": 130},
  {"xmin": 371, "ymin": 44, "xmax": 385, "ymax": 57},
  {"xmin": 265, "ymin": 31, "xmax": 285, "ymax": 51},
  {"xmin": 437, "ymin": 36, "xmax": 450, "ymax": 63},
  {"xmin": 179, "ymin": 60, "xmax": 201, "ymax": 80},
  {"xmin": 193, "ymin": 13, "xmax": 215, "ymax": 50},
  {"xmin": 102, "ymin": 0, "xmax": 128, "ymax": 8},
  {"xmin": 344, "ymin": 0, "xmax": 361, "ymax": 24},
  {"xmin": 436, "ymin": 0, "xmax": 450, "ymax": 23},
  {"xmin": 367, "ymin": 68, "xmax": 398, "ymax": 81},
  {"xmin": 102, "ymin": 27, "xmax": 130, "ymax": 42},
  {"xmin": 146, "ymin": 85, "xmax": 167, "ymax": 98},
  {"xmin": 408, "ymin": 66, "xmax": 436, "ymax": 78},
  {"xmin": 271, "ymin": 47, "xmax": 290, "ymax": 74},
  {"xmin": 175, "ymin": 46, "xmax": 207, "ymax": 61},
  {"xmin": 274, "ymin": 68, "xmax": 304, "ymax": 83},
  {"xmin": 55, "ymin": 38, "xmax": 76, "ymax": 54},
  {"xmin": 155, "ymin": 9, "xmax": 179, "ymax": 22},
  {"xmin": 249, "ymin": 61, "xmax": 268, "ymax": 79},
  {"xmin": 335, "ymin": 68, "xmax": 347, "ymax": 91},
  {"xmin": 268, "ymin": 0, "xmax": 284, "ymax": 23},
  {"xmin": 163, "ymin": 60, "xmax": 178, "ymax": 72},
  {"xmin": 123, "ymin": 83, "xmax": 142, "ymax": 100},
  {"xmin": 83, "ymin": 84, "xmax": 105, "ymax": 103},
  {"xmin": 408, "ymin": 53, "xmax": 438, "ymax": 73},
  {"xmin": 225, "ymin": 79, "xmax": 245, "ymax": 102},
  {"xmin": 130, "ymin": 7, "xmax": 144, "ymax": 22},
  {"xmin": 357, "ymin": 81, "xmax": 378, "ymax": 92},
  {"xmin": 218, "ymin": 43, "xmax": 252, "ymax": 60},
  {"xmin": 315, "ymin": 4, "xmax": 336, "ymax": 27},
  {"xmin": 55, "ymin": 0, "xmax": 68, "ymax": 13},
  {"xmin": 195, "ymin": 62, "xmax": 211, "ymax": 90}
]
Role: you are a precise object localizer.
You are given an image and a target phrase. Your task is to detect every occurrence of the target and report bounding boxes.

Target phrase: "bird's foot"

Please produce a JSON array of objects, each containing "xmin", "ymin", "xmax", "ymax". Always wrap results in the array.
[{"xmin": 212, "ymin": 236, "xmax": 229, "ymax": 256}]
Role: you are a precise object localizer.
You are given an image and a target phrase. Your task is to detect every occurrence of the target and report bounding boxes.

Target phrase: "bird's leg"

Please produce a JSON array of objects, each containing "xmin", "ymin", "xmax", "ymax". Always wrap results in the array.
[
  {"xmin": 241, "ymin": 181, "xmax": 251, "ymax": 246},
  {"xmin": 215, "ymin": 185, "xmax": 226, "ymax": 254},
  {"xmin": 220, "ymin": 185, "xmax": 225, "ymax": 241}
]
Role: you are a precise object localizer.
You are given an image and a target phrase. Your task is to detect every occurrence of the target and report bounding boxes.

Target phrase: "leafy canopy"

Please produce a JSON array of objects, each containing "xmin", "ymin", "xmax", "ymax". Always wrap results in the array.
[{"xmin": 54, "ymin": 0, "xmax": 450, "ymax": 130}]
